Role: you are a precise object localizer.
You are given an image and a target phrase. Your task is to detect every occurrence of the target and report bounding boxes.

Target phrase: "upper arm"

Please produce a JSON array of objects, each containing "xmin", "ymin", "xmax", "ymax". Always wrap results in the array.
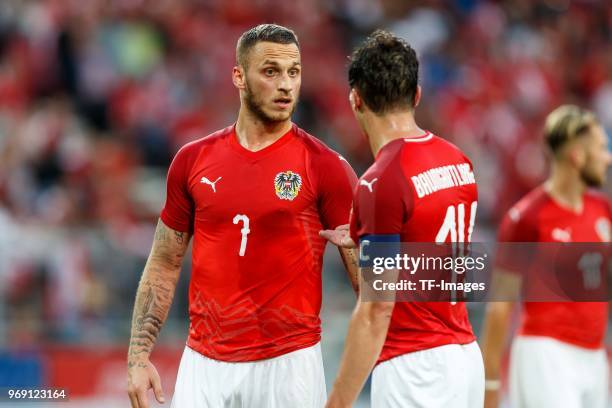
[
  {"xmin": 349, "ymin": 166, "xmax": 408, "ymax": 244},
  {"xmin": 160, "ymin": 145, "xmax": 196, "ymax": 233},
  {"xmin": 316, "ymin": 153, "xmax": 358, "ymax": 229},
  {"xmin": 313, "ymin": 153, "xmax": 360, "ymax": 291},
  {"xmin": 495, "ymin": 208, "xmax": 536, "ymax": 280},
  {"xmin": 149, "ymin": 218, "xmax": 192, "ymax": 271}
]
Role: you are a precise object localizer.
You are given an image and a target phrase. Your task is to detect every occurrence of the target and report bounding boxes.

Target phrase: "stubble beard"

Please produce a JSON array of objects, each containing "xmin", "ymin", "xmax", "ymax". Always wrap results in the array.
[
  {"xmin": 580, "ymin": 166, "xmax": 604, "ymax": 187},
  {"xmin": 244, "ymin": 81, "xmax": 296, "ymax": 125},
  {"xmin": 579, "ymin": 153, "xmax": 605, "ymax": 187}
]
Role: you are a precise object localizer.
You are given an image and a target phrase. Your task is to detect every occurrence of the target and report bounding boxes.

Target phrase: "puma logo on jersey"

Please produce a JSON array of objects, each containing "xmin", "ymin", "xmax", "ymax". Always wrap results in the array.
[
  {"xmin": 360, "ymin": 178, "xmax": 378, "ymax": 192},
  {"xmin": 551, "ymin": 227, "xmax": 572, "ymax": 242},
  {"xmin": 200, "ymin": 176, "xmax": 222, "ymax": 192}
]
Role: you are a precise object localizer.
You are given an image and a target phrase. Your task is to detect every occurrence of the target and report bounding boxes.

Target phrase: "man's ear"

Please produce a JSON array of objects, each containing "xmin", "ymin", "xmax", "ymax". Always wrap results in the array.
[
  {"xmin": 232, "ymin": 66, "xmax": 246, "ymax": 90},
  {"xmin": 350, "ymin": 88, "xmax": 363, "ymax": 112},
  {"xmin": 566, "ymin": 142, "xmax": 586, "ymax": 168},
  {"xmin": 414, "ymin": 85, "xmax": 422, "ymax": 108}
]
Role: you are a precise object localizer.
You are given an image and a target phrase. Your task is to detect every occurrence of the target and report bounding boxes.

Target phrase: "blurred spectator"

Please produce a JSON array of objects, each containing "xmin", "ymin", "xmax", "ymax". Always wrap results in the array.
[{"xmin": 0, "ymin": 0, "xmax": 610, "ymax": 345}]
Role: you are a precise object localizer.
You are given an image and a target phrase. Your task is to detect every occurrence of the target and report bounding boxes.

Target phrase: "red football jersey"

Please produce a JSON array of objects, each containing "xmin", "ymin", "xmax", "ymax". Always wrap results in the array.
[
  {"xmin": 349, "ymin": 132, "xmax": 478, "ymax": 364},
  {"xmin": 498, "ymin": 186, "xmax": 610, "ymax": 349},
  {"xmin": 161, "ymin": 124, "xmax": 357, "ymax": 362}
]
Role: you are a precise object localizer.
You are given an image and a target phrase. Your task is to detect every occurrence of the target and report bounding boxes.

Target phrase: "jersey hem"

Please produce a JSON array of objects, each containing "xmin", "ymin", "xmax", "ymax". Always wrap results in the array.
[
  {"xmin": 186, "ymin": 335, "xmax": 321, "ymax": 363},
  {"xmin": 375, "ymin": 334, "xmax": 477, "ymax": 366},
  {"xmin": 518, "ymin": 330, "xmax": 603, "ymax": 350},
  {"xmin": 160, "ymin": 210, "xmax": 192, "ymax": 233}
]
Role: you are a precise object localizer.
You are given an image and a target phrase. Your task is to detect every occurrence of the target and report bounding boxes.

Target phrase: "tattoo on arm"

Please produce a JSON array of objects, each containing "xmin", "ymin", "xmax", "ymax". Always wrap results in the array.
[
  {"xmin": 155, "ymin": 225, "xmax": 168, "ymax": 241},
  {"xmin": 340, "ymin": 247, "xmax": 360, "ymax": 294},
  {"xmin": 128, "ymin": 220, "xmax": 191, "ymax": 366},
  {"xmin": 174, "ymin": 231, "xmax": 184, "ymax": 245}
]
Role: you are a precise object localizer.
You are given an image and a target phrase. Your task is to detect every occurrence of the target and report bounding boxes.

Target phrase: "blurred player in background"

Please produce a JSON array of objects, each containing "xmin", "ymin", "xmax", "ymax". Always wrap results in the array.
[
  {"xmin": 321, "ymin": 30, "xmax": 483, "ymax": 408},
  {"xmin": 126, "ymin": 24, "xmax": 358, "ymax": 408},
  {"xmin": 481, "ymin": 105, "xmax": 611, "ymax": 408}
]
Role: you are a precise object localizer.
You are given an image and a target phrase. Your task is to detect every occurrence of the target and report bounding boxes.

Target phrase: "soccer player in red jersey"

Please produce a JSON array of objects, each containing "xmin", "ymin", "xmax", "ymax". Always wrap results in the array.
[
  {"xmin": 126, "ymin": 24, "xmax": 358, "ymax": 408},
  {"xmin": 320, "ymin": 30, "xmax": 483, "ymax": 408},
  {"xmin": 481, "ymin": 106, "xmax": 611, "ymax": 408}
]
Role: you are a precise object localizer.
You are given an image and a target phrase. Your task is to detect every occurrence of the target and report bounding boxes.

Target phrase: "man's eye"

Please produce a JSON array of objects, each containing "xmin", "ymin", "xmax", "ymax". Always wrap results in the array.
[
  {"xmin": 289, "ymin": 69, "xmax": 299, "ymax": 76},
  {"xmin": 265, "ymin": 69, "xmax": 275, "ymax": 76}
]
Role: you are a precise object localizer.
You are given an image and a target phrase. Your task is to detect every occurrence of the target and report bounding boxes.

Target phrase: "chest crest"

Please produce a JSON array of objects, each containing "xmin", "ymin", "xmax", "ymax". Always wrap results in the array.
[{"xmin": 274, "ymin": 171, "xmax": 302, "ymax": 201}]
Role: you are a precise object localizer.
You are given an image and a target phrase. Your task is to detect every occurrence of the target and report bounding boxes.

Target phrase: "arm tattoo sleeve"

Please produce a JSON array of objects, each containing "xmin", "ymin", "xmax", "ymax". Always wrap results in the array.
[
  {"xmin": 127, "ymin": 220, "xmax": 190, "ymax": 364},
  {"xmin": 340, "ymin": 247, "xmax": 360, "ymax": 295}
]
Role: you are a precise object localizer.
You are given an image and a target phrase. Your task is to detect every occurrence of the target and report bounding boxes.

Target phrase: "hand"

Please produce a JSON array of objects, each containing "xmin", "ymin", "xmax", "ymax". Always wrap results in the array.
[
  {"xmin": 320, "ymin": 224, "xmax": 356, "ymax": 248},
  {"xmin": 128, "ymin": 358, "xmax": 165, "ymax": 408},
  {"xmin": 484, "ymin": 389, "xmax": 499, "ymax": 408}
]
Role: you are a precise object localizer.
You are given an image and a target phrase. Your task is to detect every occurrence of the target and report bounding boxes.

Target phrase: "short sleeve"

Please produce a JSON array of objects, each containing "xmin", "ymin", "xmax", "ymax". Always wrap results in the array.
[
  {"xmin": 497, "ymin": 208, "xmax": 536, "ymax": 242},
  {"xmin": 160, "ymin": 145, "xmax": 196, "ymax": 232},
  {"xmin": 316, "ymin": 154, "xmax": 358, "ymax": 230},
  {"xmin": 496, "ymin": 207, "xmax": 537, "ymax": 273},
  {"xmin": 349, "ymin": 162, "xmax": 411, "ymax": 244}
]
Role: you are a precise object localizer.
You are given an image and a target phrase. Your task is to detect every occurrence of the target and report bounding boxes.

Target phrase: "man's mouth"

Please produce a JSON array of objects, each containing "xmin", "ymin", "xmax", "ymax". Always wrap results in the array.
[{"xmin": 274, "ymin": 97, "xmax": 292, "ymax": 109}]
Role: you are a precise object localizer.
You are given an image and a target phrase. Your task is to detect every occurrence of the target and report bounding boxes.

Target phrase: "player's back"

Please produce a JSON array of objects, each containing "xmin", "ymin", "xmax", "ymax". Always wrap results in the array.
[
  {"xmin": 350, "ymin": 132, "xmax": 478, "ymax": 363},
  {"xmin": 499, "ymin": 187, "xmax": 610, "ymax": 349}
]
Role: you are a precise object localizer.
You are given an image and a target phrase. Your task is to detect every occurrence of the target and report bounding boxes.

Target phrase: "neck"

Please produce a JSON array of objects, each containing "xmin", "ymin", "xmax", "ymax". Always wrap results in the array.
[
  {"xmin": 235, "ymin": 105, "xmax": 292, "ymax": 151},
  {"xmin": 544, "ymin": 161, "xmax": 586, "ymax": 212},
  {"xmin": 363, "ymin": 110, "xmax": 424, "ymax": 156}
]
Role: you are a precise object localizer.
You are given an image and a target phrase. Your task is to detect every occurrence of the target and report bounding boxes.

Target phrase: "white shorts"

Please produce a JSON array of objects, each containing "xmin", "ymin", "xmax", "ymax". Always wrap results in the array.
[
  {"xmin": 171, "ymin": 343, "xmax": 326, "ymax": 408},
  {"xmin": 510, "ymin": 335, "xmax": 608, "ymax": 408},
  {"xmin": 371, "ymin": 341, "xmax": 484, "ymax": 408}
]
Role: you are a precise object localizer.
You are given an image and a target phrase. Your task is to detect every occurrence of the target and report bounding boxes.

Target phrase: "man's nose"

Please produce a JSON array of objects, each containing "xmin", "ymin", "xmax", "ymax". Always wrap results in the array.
[{"xmin": 277, "ymin": 73, "xmax": 293, "ymax": 93}]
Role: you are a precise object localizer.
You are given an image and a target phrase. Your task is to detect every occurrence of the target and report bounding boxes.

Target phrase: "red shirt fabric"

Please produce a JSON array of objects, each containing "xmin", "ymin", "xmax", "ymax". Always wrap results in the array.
[
  {"xmin": 349, "ymin": 132, "xmax": 478, "ymax": 364},
  {"xmin": 161, "ymin": 124, "xmax": 357, "ymax": 362},
  {"xmin": 498, "ymin": 186, "xmax": 610, "ymax": 349}
]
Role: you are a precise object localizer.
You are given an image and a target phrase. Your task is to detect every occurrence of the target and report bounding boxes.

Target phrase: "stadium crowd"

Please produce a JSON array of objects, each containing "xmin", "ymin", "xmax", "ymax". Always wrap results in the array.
[{"xmin": 0, "ymin": 0, "xmax": 610, "ymax": 345}]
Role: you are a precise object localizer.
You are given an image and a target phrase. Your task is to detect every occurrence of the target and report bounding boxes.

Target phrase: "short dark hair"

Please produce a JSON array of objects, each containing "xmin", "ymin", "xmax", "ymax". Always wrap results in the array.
[
  {"xmin": 348, "ymin": 30, "xmax": 419, "ymax": 114},
  {"xmin": 236, "ymin": 24, "xmax": 299, "ymax": 68},
  {"xmin": 544, "ymin": 105, "xmax": 598, "ymax": 154}
]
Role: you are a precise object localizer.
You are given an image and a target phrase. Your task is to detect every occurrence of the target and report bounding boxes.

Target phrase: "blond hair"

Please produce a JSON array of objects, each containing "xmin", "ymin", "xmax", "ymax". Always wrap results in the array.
[{"xmin": 544, "ymin": 105, "xmax": 598, "ymax": 154}]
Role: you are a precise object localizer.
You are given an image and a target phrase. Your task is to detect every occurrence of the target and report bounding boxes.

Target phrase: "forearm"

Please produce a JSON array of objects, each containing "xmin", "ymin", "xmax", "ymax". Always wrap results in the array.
[
  {"xmin": 328, "ymin": 302, "xmax": 393, "ymax": 406},
  {"xmin": 127, "ymin": 220, "xmax": 189, "ymax": 366},
  {"xmin": 127, "ymin": 264, "xmax": 179, "ymax": 365},
  {"xmin": 481, "ymin": 302, "xmax": 513, "ymax": 379},
  {"xmin": 339, "ymin": 247, "xmax": 360, "ymax": 295}
]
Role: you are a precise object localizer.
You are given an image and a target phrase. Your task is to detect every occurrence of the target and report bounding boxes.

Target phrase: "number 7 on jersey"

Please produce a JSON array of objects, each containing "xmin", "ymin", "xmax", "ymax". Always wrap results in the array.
[{"xmin": 233, "ymin": 214, "xmax": 251, "ymax": 256}]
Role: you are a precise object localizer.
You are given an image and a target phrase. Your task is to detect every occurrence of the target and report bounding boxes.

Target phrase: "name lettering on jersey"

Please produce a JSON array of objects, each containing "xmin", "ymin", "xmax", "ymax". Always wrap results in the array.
[
  {"xmin": 274, "ymin": 171, "xmax": 302, "ymax": 201},
  {"xmin": 595, "ymin": 217, "xmax": 610, "ymax": 242},
  {"xmin": 200, "ymin": 176, "xmax": 222, "ymax": 192},
  {"xmin": 360, "ymin": 178, "xmax": 378, "ymax": 193},
  {"xmin": 551, "ymin": 227, "xmax": 572, "ymax": 242},
  {"xmin": 410, "ymin": 163, "xmax": 475, "ymax": 199}
]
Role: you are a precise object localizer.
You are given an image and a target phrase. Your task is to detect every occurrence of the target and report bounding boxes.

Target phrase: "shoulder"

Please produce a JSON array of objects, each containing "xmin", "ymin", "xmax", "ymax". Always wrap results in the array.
[
  {"xmin": 585, "ymin": 189, "xmax": 610, "ymax": 206},
  {"xmin": 293, "ymin": 125, "xmax": 355, "ymax": 183},
  {"xmin": 585, "ymin": 189, "xmax": 611, "ymax": 216},
  {"xmin": 176, "ymin": 125, "xmax": 233, "ymax": 155},
  {"xmin": 506, "ymin": 187, "xmax": 549, "ymax": 226},
  {"xmin": 497, "ymin": 187, "xmax": 548, "ymax": 241},
  {"xmin": 173, "ymin": 125, "xmax": 233, "ymax": 163},
  {"xmin": 357, "ymin": 142, "xmax": 406, "ymax": 200},
  {"xmin": 431, "ymin": 134, "xmax": 474, "ymax": 164},
  {"xmin": 371, "ymin": 138, "xmax": 413, "ymax": 182},
  {"xmin": 402, "ymin": 133, "xmax": 471, "ymax": 161},
  {"xmin": 293, "ymin": 125, "xmax": 345, "ymax": 160}
]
